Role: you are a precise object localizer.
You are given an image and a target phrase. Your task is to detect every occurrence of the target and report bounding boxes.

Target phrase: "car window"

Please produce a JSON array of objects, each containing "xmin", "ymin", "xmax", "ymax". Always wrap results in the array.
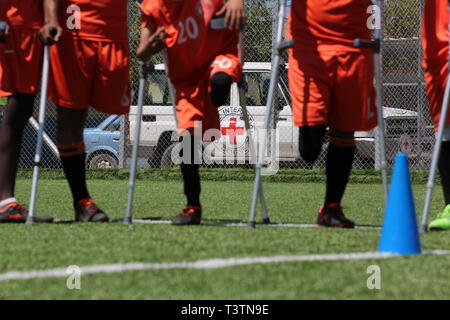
[
  {"xmin": 105, "ymin": 117, "xmax": 120, "ymax": 132},
  {"xmin": 145, "ymin": 71, "xmax": 173, "ymax": 106},
  {"xmin": 241, "ymin": 71, "xmax": 286, "ymax": 106}
]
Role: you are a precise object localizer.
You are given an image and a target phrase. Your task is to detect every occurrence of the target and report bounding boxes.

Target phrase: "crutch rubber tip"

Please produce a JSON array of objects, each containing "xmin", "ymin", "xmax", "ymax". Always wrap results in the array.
[
  {"xmin": 123, "ymin": 217, "xmax": 132, "ymax": 225},
  {"xmin": 262, "ymin": 218, "xmax": 271, "ymax": 225},
  {"xmin": 247, "ymin": 221, "xmax": 256, "ymax": 229},
  {"xmin": 418, "ymin": 224, "xmax": 428, "ymax": 233},
  {"xmin": 25, "ymin": 217, "xmax": 34, "ymax": 226}
]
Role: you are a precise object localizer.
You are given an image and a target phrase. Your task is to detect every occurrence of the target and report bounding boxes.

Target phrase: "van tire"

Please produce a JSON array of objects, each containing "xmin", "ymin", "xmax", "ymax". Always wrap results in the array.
[
  {"xmin": 88, "ymin": 153, "xmax": 118, "ymax": 169},
  {"xmin": 160, "ymin": 142, "xmax": 180, "ymax": 168},
  {"xmin": 148, "ymin": 132, "xmax": 177, "ymax": 168}
]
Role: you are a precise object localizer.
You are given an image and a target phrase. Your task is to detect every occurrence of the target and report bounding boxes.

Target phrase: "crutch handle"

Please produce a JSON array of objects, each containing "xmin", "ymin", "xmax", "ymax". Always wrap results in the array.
[
  {"xmin": 277, "ymin": 40, "xmax": 294, "ymax": 52},
  {"xmin": 354, "ymin": 38, "xmax": 380, "ymax": 53},
  {"xmin": 210, "ymin": 17, "xmax": 245, "ymax": 31},
  {"xmin": 140, "ymin": 62, "xmax": 155, "ymax": 78},
  {"xmin": 0, "ymin": 22, "xmax": 7, "ymax": 43}
]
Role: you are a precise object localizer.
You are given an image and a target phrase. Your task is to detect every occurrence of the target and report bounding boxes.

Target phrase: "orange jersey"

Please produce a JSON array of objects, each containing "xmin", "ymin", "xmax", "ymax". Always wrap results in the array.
[
  {"xmin": 422, "ymin": 0, "xmax": 450, "ymax": 130},
  {"xmin": 0, "ymin": 0, "xmax": 43, "ymax": 29},
  {"xmin": 288, "ymin": 0, "xmax": 373, "ymax": 52},
  {"xmin": 140, "ymin": 0, "xmax": 239, "ymax": 86},
  {"xmin": 58, "ymin": 0, "xmax": 128, "ymax": 42},
  {"xmin": 422, "ymin": 0, "xmax": 449, "ymax": 70}
]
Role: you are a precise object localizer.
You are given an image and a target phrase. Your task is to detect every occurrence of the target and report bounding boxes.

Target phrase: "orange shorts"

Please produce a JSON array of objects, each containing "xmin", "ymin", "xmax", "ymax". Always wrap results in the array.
[
  {"xmin": 424, "ymin": 62, "xmax": 450, "ymax": 130},
  {"xmin": 175, "ymin": 54, "xmax": 242, "ymax": 136},
  {"xmin": 288, "ymin": 50, "xmax": 377, "ymax": 132},
  {"xmin": 0, "ymin": 29, "xmax": 43, "ymax": 96},
  {"xmin": 49, "ymin": 36, "xmax": 131, "ymax": 114}
]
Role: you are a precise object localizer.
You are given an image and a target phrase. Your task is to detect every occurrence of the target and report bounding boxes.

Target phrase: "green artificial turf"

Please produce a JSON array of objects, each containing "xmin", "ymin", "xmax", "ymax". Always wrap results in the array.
[{"xmin": 0, "ymin": 170, "xmax": 449, "ymax": 299}]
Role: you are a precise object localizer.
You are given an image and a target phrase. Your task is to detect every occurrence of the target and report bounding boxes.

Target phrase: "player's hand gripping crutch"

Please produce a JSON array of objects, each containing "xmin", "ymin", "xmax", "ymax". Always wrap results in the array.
[
  {"xmin": 210, "ymin": 17, "xmax": 270, "ymax": 224},
  {"xmin": 419, "ymin": 2, "xmax": 450, "ymax": 233},
  {"xmin": 248, "ymin": 0, "xmax": 294, "ymax": 228},
  {"xmin": 123, "ymin": 62, "xmax": 154, "ymax": 225},
  {"xmin": 354, "ymin": 0, "xmax": 388, "ymax": 210},
  {"xmin": 26, "ymin": 28, "xmax": 57, "ymax": 225}
]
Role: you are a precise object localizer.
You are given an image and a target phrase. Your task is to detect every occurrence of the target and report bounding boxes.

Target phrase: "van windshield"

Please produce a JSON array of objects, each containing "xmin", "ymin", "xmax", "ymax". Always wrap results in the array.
[{"xmin": 145, "ymin": 71, "xmax": 173, "ymax": 106}]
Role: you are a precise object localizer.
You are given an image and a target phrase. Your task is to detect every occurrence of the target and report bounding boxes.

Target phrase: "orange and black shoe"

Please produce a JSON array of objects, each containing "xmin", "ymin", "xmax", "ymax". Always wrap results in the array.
[
  {"xmin": 317, "ymin": 203, "xmax": 355, "ymax": 228},
  {"xmin": 75, "ymin": 198, "xmax": 109, "ymax": 222},
  {"xmin": 172, "ymin": 206, "xmax": 202, "ymax": 226},
  {"xmin": 0, "ymin": 202, "xmax": 53, "ymax": 223}
]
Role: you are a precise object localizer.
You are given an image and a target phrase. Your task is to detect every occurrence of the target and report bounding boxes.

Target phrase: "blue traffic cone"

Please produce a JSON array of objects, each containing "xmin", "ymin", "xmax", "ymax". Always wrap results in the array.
[{"xmin": 378, "ymin": 153, "xmax": 421, "ymax": 255}]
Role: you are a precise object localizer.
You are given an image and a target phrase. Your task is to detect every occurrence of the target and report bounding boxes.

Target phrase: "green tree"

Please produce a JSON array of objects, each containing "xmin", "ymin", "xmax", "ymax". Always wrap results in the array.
[{"xmin": 384, "ymin": 0, "xmax": 422, "ymax": 39}]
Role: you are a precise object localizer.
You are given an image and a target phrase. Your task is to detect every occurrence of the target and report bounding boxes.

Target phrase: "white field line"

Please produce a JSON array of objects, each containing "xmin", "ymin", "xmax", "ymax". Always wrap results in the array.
[
  {"xmin": 1, "ymin": 250, "xmax": 449, "ymax": 282},
  {"xmin": 132, "ymin": 219, "xmax": 382, "ymax": 230}
]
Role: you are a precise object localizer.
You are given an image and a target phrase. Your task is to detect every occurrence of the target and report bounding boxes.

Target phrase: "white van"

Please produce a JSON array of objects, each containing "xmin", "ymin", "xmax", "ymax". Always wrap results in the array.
[{"xmin": 129, "ymin": 63, "xmax": 430, "ymax": 168}]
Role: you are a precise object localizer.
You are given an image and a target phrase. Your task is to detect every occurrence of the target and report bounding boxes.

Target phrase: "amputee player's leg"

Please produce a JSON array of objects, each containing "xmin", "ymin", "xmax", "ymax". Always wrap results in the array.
[
  {"xmin": 289, "ymin": 51, "xmax": 333, "ymax": 165},
  {"xmin": 0, "ymin": 94, "xmax": 34, "ymax": 201},
  {"xmin": 171, "ymin": 86, "xmax": 205, "ymax": 226},
  {"xmin": 172, "ymin": 54, "xmax": 241, "ymax": 226},
  {"xmin": 319, "ymin": 51, "xmax": 376, "ymax": 228},
  {"xmin": 210, "ymin": 53, "xmax": 242, "ymax": 109},
  {"xmin": 0, "ymin": 28, "xmax": 53, "ymax": 223},
  {"xmin": 50, "ymin": 38, "xmax": 109, "ymax": 222},
  {"xmin": 318, "ymin": 128, "xmax": 356, "ymax": 228},
  {"xmin": 289, "ymin": 49, "xmax": 375, "ymax": 228}
]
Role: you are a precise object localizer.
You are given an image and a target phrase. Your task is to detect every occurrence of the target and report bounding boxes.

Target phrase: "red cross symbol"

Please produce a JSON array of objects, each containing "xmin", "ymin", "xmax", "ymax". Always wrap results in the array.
[
  {"xmin": 221, "ymin": 117, "xmax": 244, "ymax": 145},
  {"xmin": 403, "ymin": 139, "xmax": 410, "ymax": 150}
]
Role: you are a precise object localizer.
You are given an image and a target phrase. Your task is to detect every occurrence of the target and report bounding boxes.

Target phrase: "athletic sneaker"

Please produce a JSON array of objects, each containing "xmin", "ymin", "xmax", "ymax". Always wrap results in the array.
[
  {"xmin": 0, "ymin": 202, "xmax": 53, "ymax": 223},
  {"xmin": 172, "ymin": 206, "xmax": 202, "ymax": 225},
  {"xmin": 317, "ymin": 204, "xmax": 355, "ymax": 228},
  {"xmin": 75, "ymin": 198, "xmax": 109, "ymax": 222},
  {"xmin": 428, "ymin": 204, "xmax": 450, "ymax": 231}
]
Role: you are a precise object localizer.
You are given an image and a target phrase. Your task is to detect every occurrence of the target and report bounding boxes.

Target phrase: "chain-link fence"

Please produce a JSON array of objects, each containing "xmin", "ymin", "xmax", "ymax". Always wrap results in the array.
[{"xmin": 0, "ymin": 0, "xmax": 434, "ymax": 171}]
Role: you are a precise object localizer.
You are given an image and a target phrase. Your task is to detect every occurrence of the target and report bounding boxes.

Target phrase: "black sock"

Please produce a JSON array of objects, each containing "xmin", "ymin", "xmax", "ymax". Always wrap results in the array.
[
  {"xmin": 179, "ymin": 135, "xmax": 201, "ymax": 207},
  {"xmin": 60, "ymin": 153, "xmax": 90, "ymax": 206},
  {"xmin": 181, "ymin": 163, "xmax": 201, "ymax": 207},
  {"xmin": 324, "ymin": 143, "xmax": 355, "ymax": 206},
  {"xmin": 438, "ymin": 141, "xmax": 450, "ymax": 205}
]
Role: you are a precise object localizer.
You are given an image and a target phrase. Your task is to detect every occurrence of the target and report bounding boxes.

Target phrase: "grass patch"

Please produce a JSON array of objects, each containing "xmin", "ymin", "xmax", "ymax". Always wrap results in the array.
[
  {"xmin": 16, "ymin": 167, "xmax": 438, "ymax": 184},
  {"xmin": 0, "ymin": 178, "xmax": 448, "ymax": 299}
]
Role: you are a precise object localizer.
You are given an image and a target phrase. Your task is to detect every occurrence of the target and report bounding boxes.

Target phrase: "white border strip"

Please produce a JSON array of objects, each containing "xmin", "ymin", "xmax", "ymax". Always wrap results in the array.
[
  {"xmin": 54, "ymin": 219, "xmax": 381, "ymax": 229},
  {"xmin": 1, "ymin": 250, "xmax": 449, "ymax": 282},
  {"xmin": 132, "ymin": 219, "xmax": 382, "ymax": 230}
]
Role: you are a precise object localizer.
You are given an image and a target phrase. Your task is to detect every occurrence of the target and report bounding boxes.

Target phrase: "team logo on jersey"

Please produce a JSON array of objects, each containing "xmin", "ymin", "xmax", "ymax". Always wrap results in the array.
[{"xmin": 215, "ymin": 106, "xmax": 255, "ymax": 155}]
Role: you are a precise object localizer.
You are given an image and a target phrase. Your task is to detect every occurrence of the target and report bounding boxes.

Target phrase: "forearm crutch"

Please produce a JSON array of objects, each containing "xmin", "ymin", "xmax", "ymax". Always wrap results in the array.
[
  {"xmin": 210, "ymin": 17, "xmax": 270, "ymax": 224},
  {"xmin": 26, "ymin": 28, "xmax": 57, "ymax": 225},
  {"xmin": 161, "ymin": 49, "xmax": 178, "ymax": 128},
  {"xmin": 248, "ymin": 0, "xmax": 294, "ymax": 228},
  {"xmin": 420, "ymin": 3, "xmax": 450, "ymax": 233},
  {"xmin": 123, "ymin": 62, "xmax": 154, "ymax": 225},
  {"xmin": 237, "ymin": 36, "xmax": 270, "ymax": 224},
  {"xmin": 354, "ymin": 0, "xmax": 388, "ymax": 209}
]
